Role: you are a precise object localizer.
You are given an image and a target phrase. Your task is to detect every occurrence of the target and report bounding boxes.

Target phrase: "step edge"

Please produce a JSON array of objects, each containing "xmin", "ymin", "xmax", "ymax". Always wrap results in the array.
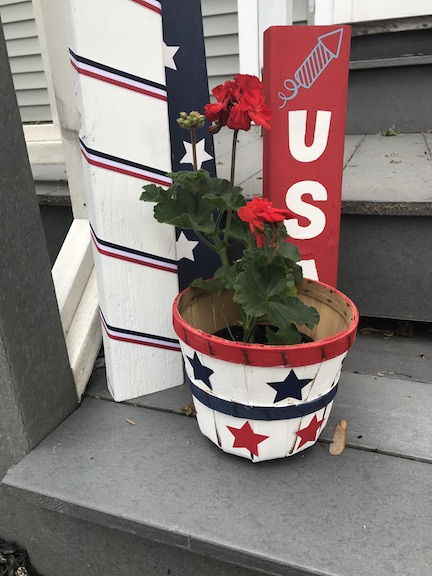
[{"xmin": 1, "ymin": 482, "xmax": 326, "ymax": 576}]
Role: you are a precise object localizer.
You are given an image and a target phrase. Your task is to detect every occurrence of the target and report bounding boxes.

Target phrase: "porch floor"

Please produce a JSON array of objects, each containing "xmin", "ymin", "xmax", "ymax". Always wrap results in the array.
[
  {"xmin": 13, "ymin": 130, "xmax": 432, "ymax": 575},
  {"xmin": 3, "ymin": 325, "xmax": 432, "ymax": 576}
]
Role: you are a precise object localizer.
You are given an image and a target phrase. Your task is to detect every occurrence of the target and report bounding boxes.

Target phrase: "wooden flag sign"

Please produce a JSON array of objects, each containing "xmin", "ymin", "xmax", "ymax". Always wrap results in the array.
[{"xmin": 263, "ymin": 26, "xmax": 351, "ymax": 286}]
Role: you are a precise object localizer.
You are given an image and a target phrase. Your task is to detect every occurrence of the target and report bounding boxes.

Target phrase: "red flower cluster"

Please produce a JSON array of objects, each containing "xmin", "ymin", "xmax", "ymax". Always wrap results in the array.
[
  {"xmin": 238, "ymin": 197, "xmax": 295, "ymax": 248},
  {"xmin": 204, "ymin": 74, "xmax": 272, "ymax": 133}
]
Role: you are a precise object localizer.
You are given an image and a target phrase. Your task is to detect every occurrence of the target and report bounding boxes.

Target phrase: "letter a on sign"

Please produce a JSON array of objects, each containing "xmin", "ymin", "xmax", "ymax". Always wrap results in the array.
[{"xmin": 263, "ymin": 26, "xmax": 351, "ymax": 286}]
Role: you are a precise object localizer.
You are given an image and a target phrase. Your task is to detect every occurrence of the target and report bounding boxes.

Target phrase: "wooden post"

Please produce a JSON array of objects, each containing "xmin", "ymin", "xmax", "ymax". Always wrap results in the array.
[
  {"xmin": 263, "ymin": 25, "xmax": 351, "ymax": 285},
  {"xmin": 0, "ymin": 20, "xmax": 77, "ymax": 483},
  {"xmin": 62, "ymin": 0, "xmax": 183, "ymax": 401}
]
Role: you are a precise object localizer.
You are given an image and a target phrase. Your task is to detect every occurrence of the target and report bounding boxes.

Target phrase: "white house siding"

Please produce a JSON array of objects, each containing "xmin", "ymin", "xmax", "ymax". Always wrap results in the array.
[
  {"xmin": 0, "ymin": 0, "xmax": 52, "ymax": 122},
  {"xmin": 201, "ymin": 0, "xmax": 239, "ymax": 92},
  {"xmin": 293, "ymin": 0, "xmax": 309, "ymax": 24},
  {"xmin": 201, "ymin": 0, "xmax": 309, "ymax": 94}
]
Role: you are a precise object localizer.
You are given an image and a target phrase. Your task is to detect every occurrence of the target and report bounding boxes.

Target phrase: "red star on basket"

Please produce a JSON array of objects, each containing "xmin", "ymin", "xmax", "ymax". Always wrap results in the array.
[
  {"xmin": 226, "ymin": 421, "xmax": 269, "ymax": 457},
  {"xmin": 296, "ymin": 414, "xmax": 325, "ymax": 449}
]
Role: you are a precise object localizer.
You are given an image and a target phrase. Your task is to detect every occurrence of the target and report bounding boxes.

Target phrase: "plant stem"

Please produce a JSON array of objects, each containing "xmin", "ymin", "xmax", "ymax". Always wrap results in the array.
[
  {"xmin": 243, "ymin": 316, "xmax": 259, "ymax": 343},
  {"xmin": 229, "ymin": 129, "xmax": 239, "ymax": 191},
  {"xmin": 216, "ymin": 296, "xmax": 235, "ymax": 341},
  {"xmin": 222, "ymin": 129, "xmax": 239, "ymax": 248},
  {"xmin": 190, "ymin": 127, "xmax": 198, "ymax": 171},
  {"xmin": 195, "ymin": 230, "xmax": 217, "ymax": 252}
]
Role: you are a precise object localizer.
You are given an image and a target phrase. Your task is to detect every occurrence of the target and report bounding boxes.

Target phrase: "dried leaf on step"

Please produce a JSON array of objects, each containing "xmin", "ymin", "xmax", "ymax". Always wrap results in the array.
[
  {"xmin": 360, "ymin": 327, "xmax": 395, "ymax": 338},
  {"xmin": 329, "ymin": 419, "xmax": 348, "ymax": 456},
  {"xmin": 126, "ymin": 419, "xmax": 136, "ymax": 425},
  {"xmin": 180, "ymin": 404, "xmax": 194, "ymax": 417}
]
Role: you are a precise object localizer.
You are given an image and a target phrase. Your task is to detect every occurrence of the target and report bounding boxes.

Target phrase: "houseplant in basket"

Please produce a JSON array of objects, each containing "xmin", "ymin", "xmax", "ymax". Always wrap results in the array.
[{"xmin": 140, "ymin": 74, "xmax": 358, "ymax": 462}]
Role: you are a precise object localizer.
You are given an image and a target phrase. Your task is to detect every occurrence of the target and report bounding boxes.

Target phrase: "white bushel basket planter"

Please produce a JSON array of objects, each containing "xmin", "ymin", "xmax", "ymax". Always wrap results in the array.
[{"xmin": 173, "ymin": 279, "xmax": 359, "ymax": 462}]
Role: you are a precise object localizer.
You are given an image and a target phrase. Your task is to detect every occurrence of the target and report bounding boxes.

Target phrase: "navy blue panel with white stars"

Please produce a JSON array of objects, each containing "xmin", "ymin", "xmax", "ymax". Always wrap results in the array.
[{"xmin": 162, "ymin": 0, "xmax": 221, "ymax": 290}]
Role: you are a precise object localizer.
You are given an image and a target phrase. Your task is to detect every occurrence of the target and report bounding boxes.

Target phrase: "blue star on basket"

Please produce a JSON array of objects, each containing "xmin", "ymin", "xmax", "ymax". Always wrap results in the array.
[
  {"xmin": 267, "ymin": 371, "xmax": 313, "ymax": 402},
  {"xmin": 187, "ymin": 352, "xmax": 214, "ymax": 389}
]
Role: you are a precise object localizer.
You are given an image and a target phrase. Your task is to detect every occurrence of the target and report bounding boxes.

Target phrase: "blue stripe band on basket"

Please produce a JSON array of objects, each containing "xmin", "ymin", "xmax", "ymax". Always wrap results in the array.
[{"xmin": 187, "ymin": 377, "xmax": 338, "ymax": 421}]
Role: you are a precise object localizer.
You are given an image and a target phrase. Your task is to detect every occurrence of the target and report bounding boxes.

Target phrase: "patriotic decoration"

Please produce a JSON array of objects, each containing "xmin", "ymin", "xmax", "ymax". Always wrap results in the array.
[
  {"xmin": 182, "ymin": 341, "xmax": 343, "ymax": 462},
  {"xmin": 162, "ymin": 0, "xmax": 221, "ymax": 290},
  {"xmin": 263, "ymin": 26, "xmax": 351, "ymax": 286},
  {"xmin": 173, "ymin": 279, "xmax": 358, "ymax": 462},
  {"xmin": 65, "ymin": 0, "xmax": 221, "ymax": 400}
]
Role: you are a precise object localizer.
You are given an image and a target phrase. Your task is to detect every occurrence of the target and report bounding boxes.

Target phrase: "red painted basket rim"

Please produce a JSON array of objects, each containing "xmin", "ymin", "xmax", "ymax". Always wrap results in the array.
[{"xmin": 172, "ymin": 279, "xmax": 359, "ymax": 368}]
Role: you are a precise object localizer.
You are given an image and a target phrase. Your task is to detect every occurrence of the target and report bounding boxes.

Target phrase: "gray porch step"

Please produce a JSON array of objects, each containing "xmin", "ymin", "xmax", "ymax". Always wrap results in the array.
[{"xmin": 3, "ymin": 330, "xmax": 432, "ymax": 576}]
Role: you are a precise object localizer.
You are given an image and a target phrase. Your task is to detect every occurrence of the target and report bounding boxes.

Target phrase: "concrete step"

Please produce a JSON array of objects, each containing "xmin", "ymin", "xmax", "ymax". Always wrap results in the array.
[
  {"xmin": 347, "ymin": 19, "xmax": 432, "ymax": 134},
  {"xmin": 2, "ymin": 330, "xmax": 432, "ymax": 576}
]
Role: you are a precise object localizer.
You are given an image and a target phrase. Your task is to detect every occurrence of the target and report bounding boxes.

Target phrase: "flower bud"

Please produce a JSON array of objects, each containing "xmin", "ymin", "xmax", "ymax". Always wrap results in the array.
[{"xmin": 176, "ymin": 111, "xmax": 206, "ymax": 130}]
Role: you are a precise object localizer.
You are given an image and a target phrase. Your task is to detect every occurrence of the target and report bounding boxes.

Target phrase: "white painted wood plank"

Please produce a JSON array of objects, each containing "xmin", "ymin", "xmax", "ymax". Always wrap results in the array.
[
  {"xmin": 65, "ymin": 269, "xmax": 102, "ymax": 399},
  {"xmin": 352, "ymin": 0, "xmax": 432, "ymax": 22},
  {"xmin": 237, "ymin": 0, "xmax": 259, "ymax": 76},
  {"xmin": 23, "ymin": 123, "xmax": 61, "ymax": 141},
  {"xmin": 52, "ymin": 219, "xmax": 93, "ymax": 336},
  {"xmin": 35, "ymin": 0, "xmax": 87, "ymax": 218},
  {"xmin": 26, "ymin": 138, "xmax": 64, "ymax": 164},
  {"xmin": 64, "ymin": 0, "xmax": 183, "ymax": 401}
]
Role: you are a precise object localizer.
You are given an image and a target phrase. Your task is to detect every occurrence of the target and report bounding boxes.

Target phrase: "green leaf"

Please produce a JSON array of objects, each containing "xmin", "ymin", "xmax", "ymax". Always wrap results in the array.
[
  {"xmin": 277, "ymin": 240, "xmax": 301, "ymax": 263},
  {"xmin": 265, "ymin": 325, "xmax": 302, "ymax": 345},
  {"xmin": 140, "ymin": 184, "xmax": 168, "ymax": 203},
  {"xmin": 226, "ymin": 213, "xmax": 250, "ymax": 247},
  {"xmin": 233, "ymin": 261, "xmax": 291, "ymax": 318},
  {"xmin": 203, "ymin": 179, "xmax": 246, "ymax": 210},
  {"xmin": 190, "ymin": 277, "xmax": 225, "ymax": 294},
  {"xmin": 153, "ymin": 191, "xmax": 216, "ymax": 233},
  {"xmin": 168, "ymin": 169, "xmax": 210, "ymax": 194},
  {"xmin": 214, "ymin": 263, "xmax": 239, "ymax": 291},
  {"xmin": 267, "ymin": 298, "xmax": 319, "ymax": 330}
]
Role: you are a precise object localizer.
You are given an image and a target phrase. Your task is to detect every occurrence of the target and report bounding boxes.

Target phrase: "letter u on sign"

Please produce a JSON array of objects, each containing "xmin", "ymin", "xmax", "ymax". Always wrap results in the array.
[{"xmin": 288, "ymin": 110, "xmax": 331, "ymax": 163}]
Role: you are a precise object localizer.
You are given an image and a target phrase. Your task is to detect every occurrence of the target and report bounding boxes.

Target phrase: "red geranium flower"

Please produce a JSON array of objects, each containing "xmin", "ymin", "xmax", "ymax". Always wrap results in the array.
[
  {"xmin": 204, "ymin": 74, "xmax": 272, "ymax": 133},
  {"xmin": 204, "ymin": 79, "xmax": 241, "ymax": 132},
  {"xmin": 231, "ymin": 75, "xmax": 272, "ymax": 131},
  {"xmin": 238, "ymin": 197, "xmax": 295, "ymax": 248}
]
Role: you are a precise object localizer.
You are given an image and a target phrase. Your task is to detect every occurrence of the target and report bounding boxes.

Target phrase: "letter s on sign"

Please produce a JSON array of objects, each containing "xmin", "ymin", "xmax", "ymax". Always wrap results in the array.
[{"xmin": 285, "ymin": 181, "xmax": 327, "ymax": 240}]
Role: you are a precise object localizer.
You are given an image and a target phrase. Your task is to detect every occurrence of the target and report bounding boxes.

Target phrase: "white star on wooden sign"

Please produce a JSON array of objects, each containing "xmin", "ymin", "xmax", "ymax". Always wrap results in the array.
[
  {"xmin": 176, "ymin": 232, "xmax": 199, "ymax": 261},
  {"xmin": 163, "ymin": 43, "xmax": 180, "ymax": 70},
  {"xmin": 180, "ymin": 139, "xmax": 213, "ymax": 169}
]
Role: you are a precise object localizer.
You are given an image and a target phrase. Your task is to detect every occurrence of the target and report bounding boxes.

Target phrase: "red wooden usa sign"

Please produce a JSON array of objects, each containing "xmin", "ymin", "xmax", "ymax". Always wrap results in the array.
[{"xmin": 263, "ymin": 26, "xmax": 351, "ymax": 286}]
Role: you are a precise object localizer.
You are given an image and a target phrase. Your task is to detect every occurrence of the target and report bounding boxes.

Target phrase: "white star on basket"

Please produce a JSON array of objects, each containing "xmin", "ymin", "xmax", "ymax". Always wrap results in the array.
[
  {"xmin": 180, "ymin": 139, "xmax": 213, "ymax": 169},
  {"xmin": 163, "ymin": 43, "xmax": 179, "ymax": 70},
  {"xmin": 176, "ymin": 232, "xmax": 199, "ymax": 262}
]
